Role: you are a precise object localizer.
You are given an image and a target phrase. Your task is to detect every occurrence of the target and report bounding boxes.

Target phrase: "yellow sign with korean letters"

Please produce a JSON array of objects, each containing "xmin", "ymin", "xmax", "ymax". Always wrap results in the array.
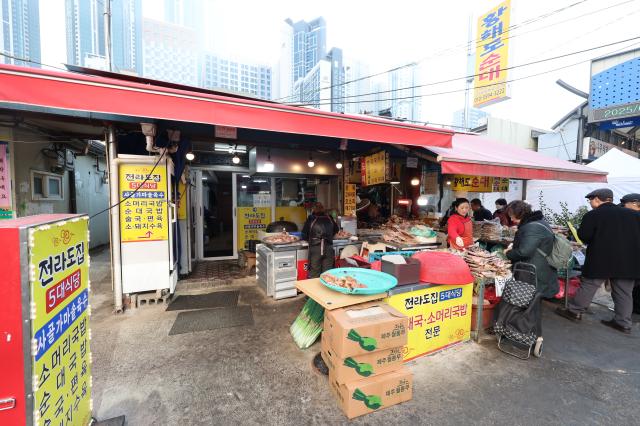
[
  {"xmin": 360, "ymin": 151, "xmax": 389, "ymax": 186},
  {"xmin": 30, "ymin": 217, "xmax": 91, "ymax": 426},
  {"xmin": 343, "ymin": 184, "xmax": 357, "ymax": 216},
  {"xmin": 473, "ymin": 0, "xmax": 511, "ymax": 108},
  {"xmin": 451, "ymin": 175, "xmax": 510, "ymax": 193},
  {"xmin": 237, "ymin": 207, "xmax": 271, "ymax": 250},
  {"xmin": 119, "ymin": 163, "xmax": 169, "ymax": 242},
  {"xmin": 177, "ymin": 178, "xmax": 187, "ymax": 220},
  {"xmin": 385, "ymin": 284, "xmax": 472, "ymax": 361}
]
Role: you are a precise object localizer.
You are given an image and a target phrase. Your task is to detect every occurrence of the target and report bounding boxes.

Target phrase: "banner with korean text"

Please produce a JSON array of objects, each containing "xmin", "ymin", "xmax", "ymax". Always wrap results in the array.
[
  {"xmin": 473, "ymin": 0, "xmax": 511, "ymax": 107},
  {"xmin": 30, "ymin": 217, "xmax": 91, "ymax": 426}
]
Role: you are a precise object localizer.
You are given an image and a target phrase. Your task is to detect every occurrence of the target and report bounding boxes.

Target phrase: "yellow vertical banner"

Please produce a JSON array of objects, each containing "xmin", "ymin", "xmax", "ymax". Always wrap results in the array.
[
  {"xmin": 30, "ymin": 217, "xmax": 92, "ymax": 426},
  {"xmin": 237, "ymin": 207, "xmax": 271, "ymax": 250},
  {"xmin": 385, "ymin": 284, "xmax": 472, "ymax": 361},
  {"xmin": 177, "ymin": 178, "xmax": 187, "ymax": 220},
  {"xmin": 119, "ymin": 163, "xmax": 169, "ymax": 242},
  {"xmin": 343, "ymin": 184, "xmax": 356, "ymax": 216},
  {"xmin": 360, "ymin": 151, "xmax": 388, "ymax": 186},
  {"xmin": 473, "ymin": 0, "xmax": 511, "ymax": 107}
]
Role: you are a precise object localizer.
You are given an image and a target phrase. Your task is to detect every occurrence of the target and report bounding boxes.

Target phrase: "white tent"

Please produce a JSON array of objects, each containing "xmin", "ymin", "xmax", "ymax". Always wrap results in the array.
[{"xmin": 527, "ymin": 148, "xmax": 640, "ymax": 213}]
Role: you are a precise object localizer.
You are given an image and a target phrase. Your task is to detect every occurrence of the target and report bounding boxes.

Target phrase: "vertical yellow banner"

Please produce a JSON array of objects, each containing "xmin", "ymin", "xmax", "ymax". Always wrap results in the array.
[
  {"xmin": 473, "ymin": 0, "xmax": 511, "ymax": 107},
  {"xmin": 30, "ymin": 217, "xmax": 92, "ymax": 426},
  {"xmin": 343, "ymin": 184, "xmax": 356, "ymax": 216}
]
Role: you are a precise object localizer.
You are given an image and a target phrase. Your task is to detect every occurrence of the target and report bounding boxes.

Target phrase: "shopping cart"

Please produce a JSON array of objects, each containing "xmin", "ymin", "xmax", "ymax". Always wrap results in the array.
[{"xmin": 493, "ymin": 263, "xmax": 544, "ymax": 360}]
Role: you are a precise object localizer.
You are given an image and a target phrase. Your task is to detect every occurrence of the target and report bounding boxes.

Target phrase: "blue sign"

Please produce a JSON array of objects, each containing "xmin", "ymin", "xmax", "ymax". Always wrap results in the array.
[{"xmin": 597, "ymin": 116, "xmax": 640, "ymax": 130}]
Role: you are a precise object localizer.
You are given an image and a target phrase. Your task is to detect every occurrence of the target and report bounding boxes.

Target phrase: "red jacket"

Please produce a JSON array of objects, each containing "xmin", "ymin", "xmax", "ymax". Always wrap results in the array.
[{"xmin": 447, "ymin": 213, "xmax": 473, "ymax": 250}]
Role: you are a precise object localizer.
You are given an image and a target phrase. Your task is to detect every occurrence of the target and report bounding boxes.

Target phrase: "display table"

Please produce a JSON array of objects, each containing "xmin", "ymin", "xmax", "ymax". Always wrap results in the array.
[
  {"xmin": 385, "ymin": 283, "xmax": 472, "ymax": 361},
  {"xmin": 295, "ymin": 278, "xmax": 385, "ymax": 310}
]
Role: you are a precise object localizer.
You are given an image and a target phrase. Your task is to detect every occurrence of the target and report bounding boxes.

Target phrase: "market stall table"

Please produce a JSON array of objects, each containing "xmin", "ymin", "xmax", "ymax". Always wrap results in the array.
[{"xmin": 295, "ymin": 278, "xmax": 385, "ymax": 310}]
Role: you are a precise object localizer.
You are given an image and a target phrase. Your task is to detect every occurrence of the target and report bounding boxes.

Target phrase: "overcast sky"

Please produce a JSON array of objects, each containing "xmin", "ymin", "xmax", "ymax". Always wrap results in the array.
[{"xmin": 41, "ymin": 0, "xmax": 640, "ymax": 130}]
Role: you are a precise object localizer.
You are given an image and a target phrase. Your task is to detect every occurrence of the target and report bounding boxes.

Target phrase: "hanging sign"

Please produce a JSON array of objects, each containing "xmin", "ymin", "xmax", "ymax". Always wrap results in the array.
[
  {"xmin": 30, "ymin": 217, "xmax": 92, "ymax": 426},
  {"xmin": 237, "ymin": 207, "xmax": 271, "ymax": 250},
  {"xmin": 385, "ymin": 284, "xmax": 471, "ymax": 361},
  {"xmin": 215, "ymin": 126, "xmax": 238, "ymax": 139},
  {"xmin": 473, "ymin": 0, "xmax": 511, "ymax": 107},
  {"xmin": 343, "ymin": 184, "xmax": 357, "ymax": 216},
  {"xmin": 360, "ymin": 151, "xmax": 389, "ymax": 186},
  {"xmin": 177, "ymin": 179, "xmax": 187, "ymax": 220},
  {"xmin": 0, "ymin": 142, "xmax": 11, "ymax": 210},
  {"xmin": 406, "ymin": 157, "xmax": 418, "ymax": 169},
  {"xmin": 119, "ymin": 163, "xmax": 169, "ymax": 242},
  {"xmin": 451, "ymin": 175, "xmax": 510, "ymax": 192}
]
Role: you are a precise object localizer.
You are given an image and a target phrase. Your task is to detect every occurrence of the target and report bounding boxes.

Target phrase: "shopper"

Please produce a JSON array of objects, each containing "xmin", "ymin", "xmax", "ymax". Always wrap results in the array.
[
  {"xmin": 504, "ymin": 200, "xmax": 559, "ymax": 298},
  {"xmin": 302, "ymin": 202, "xmax": 339, "ymax": 279},
  {"xmin": 556, "ymin": 189, "xmax": 640, "ymax": 334},
  {"xmin": 470, "ymin": 198, "xmax": 493, "ymax": 222},
  {"xmin": 620, "ymin": 193, "xmax": 640, "ymax": 314},
  {"xmin": 445, "ymin": 198, "xmax": 474, "ymax": 251},
  {"xmin": 493, "ymin": 198, "xmax": 512, "ymax": 226}
]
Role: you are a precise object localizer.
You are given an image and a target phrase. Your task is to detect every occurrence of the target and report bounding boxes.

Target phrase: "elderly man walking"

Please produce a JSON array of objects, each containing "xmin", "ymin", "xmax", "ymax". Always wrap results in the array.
[{"xmin": 556, "ymin": 189, "xmax": 640, "ymax": 334}]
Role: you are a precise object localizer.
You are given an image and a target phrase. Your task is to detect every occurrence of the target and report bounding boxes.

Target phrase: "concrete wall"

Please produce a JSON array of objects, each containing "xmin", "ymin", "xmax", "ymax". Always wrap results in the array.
[
  {"xmin": 482, "ymin": 116, "xmax": 540, "ymax": 150},
  {"xmin": 74, "ymin": 155, "xmax": 110, "ymax": 248}
]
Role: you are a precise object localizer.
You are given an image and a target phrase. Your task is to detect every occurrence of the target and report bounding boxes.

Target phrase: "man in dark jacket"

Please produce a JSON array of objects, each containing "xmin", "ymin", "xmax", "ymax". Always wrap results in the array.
[
  {"xmin": 556, "ymin": 189, "xmax": 640, "ymax": 334},
  {"xmin": 504, "ymin": 201, "xmax": 558, "ymax": 298},
  {"xmin": 302, "ymin": 202, "xmax": 339, "ymax": 278},
  {"xmin": 470, "ymin": 199, "xmax": 493, "ymax": 222},
  {"xmin": 620, "ymin": 193, "xmax": 640, "ymax": 314}
]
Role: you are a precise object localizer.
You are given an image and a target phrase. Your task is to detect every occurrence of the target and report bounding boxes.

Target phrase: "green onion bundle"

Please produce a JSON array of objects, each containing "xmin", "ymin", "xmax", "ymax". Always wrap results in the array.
[{"xmin": 290, "ymin": 298, "xmax": 325, "ymax": 349}]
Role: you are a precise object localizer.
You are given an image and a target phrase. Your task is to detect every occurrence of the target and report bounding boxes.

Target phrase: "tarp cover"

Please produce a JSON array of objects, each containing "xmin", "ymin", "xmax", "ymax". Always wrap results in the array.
[
  {"xmin": 0, "ymin": 64, "xmax": 453, "ymax": 149},
  {"xmin": 427, "ymin": 133, "xmax": 607, "ymax": 183}
]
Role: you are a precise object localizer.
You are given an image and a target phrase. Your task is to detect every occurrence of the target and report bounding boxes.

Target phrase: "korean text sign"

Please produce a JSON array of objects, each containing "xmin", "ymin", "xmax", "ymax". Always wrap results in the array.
[
  {"xmin": 385, "ymin": 284, "xmax": 471, "ymax": 361},
  {"xmin": 473, "ymin": 0, "xmax": 511, "ymax": 107},
  {"xmin": 237, "ymin": 207, "xmax": 271, "ymax": 250},
  {"xmin": 30, "ymin": 217, "xmax": 91, "ymax": 426},
  {"xmin": 0, "ymin": 142, "xmax": 11, "ymax": 209},
  {"xmin": 360, "ymin": 151, "xmax": 389, "ymax": 186},
  {"xmin": 451, "ymin": 175, "xmax": 509, "ymax": 193},
  {"xmin": 343, "ymin": 184, "xmax": 357, "ymax": 216},
  {"xmin": 119, "ymin": 163, "xmax": 169, "ymax": 242}
]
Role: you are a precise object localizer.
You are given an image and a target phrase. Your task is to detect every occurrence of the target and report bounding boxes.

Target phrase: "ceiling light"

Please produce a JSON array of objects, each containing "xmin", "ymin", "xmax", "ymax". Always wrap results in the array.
[
  {"xmin": 242, "ymin": 175, "xmax": 250, "ymax": 178},
  {"xmin": 308, "ymin": 152, "xmax": 315, "ymax": 168},
  {"xmin": 417, "ymin": 195, "xmax": 429, "ymax": 206},
  {"xmin": 232, "ymin": 154, "xmax": 240, "ymax": 164},
  {"xmin": 390, "ymin": 180, "xmax": 400, "ymax": 185},
  {"xmin": 335, "ymin": 161, "xmax": 343, "ymax": 169},
  {"xmin": 263, "ymin": 150, "xmax": 274, "ymax": 172},
  {"xmin": 241, "ymin": 185, "xmax": 247, "ymax": 189},
  {"xmin": 411, "ymin": 177, "xmax": 420, "ymax": 186},
  {"xmin": 202, "ymin": 176, "xmax": 208, "ymax": 180},
  {"xmin": 185, "ymin": 152, "xmax": 195, "ymax": 161},
  {"xmin": 446, "ymin": 180, "xmax": 452, "ymax": 186}
]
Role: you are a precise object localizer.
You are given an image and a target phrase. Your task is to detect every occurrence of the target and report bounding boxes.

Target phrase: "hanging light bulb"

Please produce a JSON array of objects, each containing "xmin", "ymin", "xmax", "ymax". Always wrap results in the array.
[
  {"xmin": 263, "ymin": 150, "xmax": 274, "ymax": 172},
  {"xmin": 411, "ymin": 177, "xmax": 420, "ymax": 186},
  {"xmin": 232, "ymin": 154, "xmax": 240, "ymax": 164},
  {"xmin": 307, "ymin": 153, "xmax": 315, "ymax": 168},
  {"xmin": 185, "ymin": 152, "xmax": 195, "ymax": 161},
  {"xmin": 335, "ymin": 161, "xmax": 343, "ymax": 169}
]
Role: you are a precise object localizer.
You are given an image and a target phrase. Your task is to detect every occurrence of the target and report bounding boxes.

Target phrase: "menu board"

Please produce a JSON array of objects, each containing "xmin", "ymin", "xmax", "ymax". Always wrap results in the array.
[
  {"xmin": 451, "ymin": 175, "xmax": 510, "ymax": 193},
  {"xmin": 237, "ymin": 207, "xmax": 271, "ymax": 250},
  {"xmin": 343, "ymin": 184, "xmax": 357, "ymax": 216},
  {"xmin": 360, "ymin": 151, "xmax": 389, "ymax": 186}
]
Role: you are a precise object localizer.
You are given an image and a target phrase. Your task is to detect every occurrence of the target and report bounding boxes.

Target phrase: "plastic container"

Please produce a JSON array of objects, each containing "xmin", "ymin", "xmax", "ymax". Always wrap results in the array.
[
  {"xmin": 381, "ymin": 257, "xmax": 421, "ymax": 286},
  {"xmin": 411, "ymin": 251, "xmax": 474, "ymax": 285},
  {"xmin": 471, "ymin": 302, "xmax": 497, "ymax": 331}
]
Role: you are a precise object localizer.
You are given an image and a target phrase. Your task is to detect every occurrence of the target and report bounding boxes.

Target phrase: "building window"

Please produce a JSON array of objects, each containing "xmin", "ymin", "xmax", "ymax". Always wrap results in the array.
[{"xmin": 31, "ymin": 170, "xmax": 64, "ymax": 201}]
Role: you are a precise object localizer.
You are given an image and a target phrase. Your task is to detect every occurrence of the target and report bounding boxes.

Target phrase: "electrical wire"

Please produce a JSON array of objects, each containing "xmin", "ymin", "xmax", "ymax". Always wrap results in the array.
[
  {"xmin": 276, "ymin": 0, "xmax": 633, "ymax": 102},
  {"xmin": 286, "ymin": 36, "xmax": 640, "ymax": 105},
  {"xmin": 89, "ymin": 148, "xmax": 167, "ymax": 219}
]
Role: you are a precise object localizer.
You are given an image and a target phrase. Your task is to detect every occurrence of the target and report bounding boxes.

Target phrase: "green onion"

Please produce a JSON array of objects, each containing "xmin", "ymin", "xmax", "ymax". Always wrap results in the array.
[{"xmin": 290, "ymin": 298, "xmax": 325, "ymax": 349}]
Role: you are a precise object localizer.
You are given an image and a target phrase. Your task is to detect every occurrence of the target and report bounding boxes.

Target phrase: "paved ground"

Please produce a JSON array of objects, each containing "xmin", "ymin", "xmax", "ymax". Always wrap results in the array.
[{"xmin": 89, "ymin": 249, "xmax": 640, "ymax": 425}]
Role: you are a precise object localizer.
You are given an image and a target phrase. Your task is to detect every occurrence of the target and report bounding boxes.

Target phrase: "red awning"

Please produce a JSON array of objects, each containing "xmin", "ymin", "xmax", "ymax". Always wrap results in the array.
[
  {"xmin": 427, "ymin": 133, "xmax": 608, "ymax": 182},
  {"xmin": 0, "ymin": 64, "xmax": 453, "ymax": 148}
]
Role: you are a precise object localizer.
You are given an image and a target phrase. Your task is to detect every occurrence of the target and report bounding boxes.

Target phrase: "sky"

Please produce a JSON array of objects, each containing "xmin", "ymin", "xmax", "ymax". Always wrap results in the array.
[{"xmin": 40, "ymin": 0, "xmax": 640, "ymax": 130}]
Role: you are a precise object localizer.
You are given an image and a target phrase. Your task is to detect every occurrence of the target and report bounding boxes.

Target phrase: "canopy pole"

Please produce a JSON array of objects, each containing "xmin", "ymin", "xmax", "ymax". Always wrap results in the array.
[
  {"xmin": 522, "ymin": 180, "xmax": 528, "ymax": 202},
  {"xmin": 106, "ymin": 125, "xmax": 123, "ymax": 313}
]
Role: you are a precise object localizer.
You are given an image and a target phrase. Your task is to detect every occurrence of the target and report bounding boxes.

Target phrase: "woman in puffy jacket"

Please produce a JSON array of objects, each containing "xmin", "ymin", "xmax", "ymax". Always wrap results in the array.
[
  {"xmin": 504, "ymin": 200, "xmax": 558, "ymax": 298},
  {"xmin": 444, "ymin": 198, "xmax": 474, "ymax": 251}
]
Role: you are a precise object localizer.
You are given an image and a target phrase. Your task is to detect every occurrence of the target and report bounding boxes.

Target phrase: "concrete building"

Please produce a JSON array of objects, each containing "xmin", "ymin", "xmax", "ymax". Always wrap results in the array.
[
  {"xmin": 288, "ymin": 17, "xmax": 326, "ymax": 86},
  {"xmin": 273, "ymin": 21, "xmax": 293, "ymax": 101},
  {"xmin": 344, "ymin": 59, "xmax": 375, "ymax": 115},
  {"xmin": 142, "ymin": 17, "xmax": 198, "ymax": 86},
  {"xmin": 388, "ymin": 65, "xmax": 422, "ymax": 122},
  {"xmin": 0, "ymin": 0, "xmax": 41, "ymax": 67},
  {"xmin": 65, "ymin": 0, "xmax": 142, "ymax": 74},
  {"xmin": 452, "ymin": 107, "xmax": 489, "ymax": 130},
  {"xmin": 201, "ymin": 54, "xmax": 271, "ymax": 100},
  {"xmin": 291, "ymin": 47, "xmax": 344, "ymax": 113},
  {"xmin": 472, "ymin": 116, "xmax": 546, "ymax": 151}
]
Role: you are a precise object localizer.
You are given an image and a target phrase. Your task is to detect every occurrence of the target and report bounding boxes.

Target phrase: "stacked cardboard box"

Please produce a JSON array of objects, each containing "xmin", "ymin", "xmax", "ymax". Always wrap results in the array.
[{"xmin": 321, "ymin": 301, "xmax": 413, "ymax": 419}]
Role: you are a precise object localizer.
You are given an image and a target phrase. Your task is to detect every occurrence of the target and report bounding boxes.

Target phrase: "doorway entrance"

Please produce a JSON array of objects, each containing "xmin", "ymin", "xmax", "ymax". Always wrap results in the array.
[{"xmin": 194, "ymin": 170, "xmax": 237, "ymax": 260}]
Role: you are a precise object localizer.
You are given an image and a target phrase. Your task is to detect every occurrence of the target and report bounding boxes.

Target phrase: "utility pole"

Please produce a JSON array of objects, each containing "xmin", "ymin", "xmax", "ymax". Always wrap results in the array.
[
  {"xmin": 103, "ymin": 0, "xmax": 112, "ymax": 71},
  {"xmin": 556, "ymin": 79, "xmax": 589, "ymax": 164}
]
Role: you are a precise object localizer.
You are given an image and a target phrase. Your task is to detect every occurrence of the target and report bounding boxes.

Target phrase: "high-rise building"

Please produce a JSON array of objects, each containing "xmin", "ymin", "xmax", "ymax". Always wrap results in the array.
[
  {"xmin": 164, "ymin": 0, "xmax": 202, "ymax": 30},
  {"xmin": 344, "ymin": 59, "xmax": 375, "ymax": 114},
  {"xmin": 65, "ymin": 0, "xmax": 142, "ymax": 74},
  {"xmin": 142, "ymin": 18, "xmax": 198, "ymax": 86},
  {"xmin": 273, "ymin": 21, "xmax": 293, "ymax": 101},
  {"xmin": 291, "ymin": 47, "xmax": 345, "ymax": 113},
  {"xmin": 452, "ymin": 107, "xmax": 489, "ymax": 130},
  {"xmin": 281, "ymin": 17, "xmax": 327, "ymax": 97},
  {"xmin": 327, "ymin": 47, "xmax": 345, "ymax": 113},
  {"xmin": 201, "ymin": 54, "xmax": 271, "ymax": 99},
  {"xmin": 0, "ymin": 0, "xmax": 41, "ymax": 67},
  {"xmin": 389, "ymin": 65, "xmax": 421, "ymax": 122}
]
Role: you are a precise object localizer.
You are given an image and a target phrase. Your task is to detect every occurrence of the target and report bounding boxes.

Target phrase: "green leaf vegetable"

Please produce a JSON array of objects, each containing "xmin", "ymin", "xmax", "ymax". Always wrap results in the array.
[
  {"xmin": 347, "ymin": 329, "xmax": 377, "ymax": 351},
  {"xmin": 290, "ymin": 299, "xmax": 325, "ymax": 349},
  {"xmin": 352, "ymin": 388, "xmax": 383, "ymax": 410},
  {"xmin": 344, "ymin": 357, "xmax": 374, "ymax": 377}
]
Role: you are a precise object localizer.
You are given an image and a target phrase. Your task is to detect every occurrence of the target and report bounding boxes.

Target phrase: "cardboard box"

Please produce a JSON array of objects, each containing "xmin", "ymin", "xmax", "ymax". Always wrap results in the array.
[
  {"xmin": 328, "ymin": 367, "xmax": 413, "ymax": 419},
  {"xmin": 321, "ymin": 334, "xmax": 404, "ymax": 384},
  {"xmin": 323, "ymin": 302, "xmax": 408, "ymax": 359}
]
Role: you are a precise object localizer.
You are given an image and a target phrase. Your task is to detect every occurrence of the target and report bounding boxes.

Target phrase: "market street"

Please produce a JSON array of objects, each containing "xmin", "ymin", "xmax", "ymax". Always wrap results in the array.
[{"xmin": 88, "ymin": 248, "xmax": 640, "ymax": 425}]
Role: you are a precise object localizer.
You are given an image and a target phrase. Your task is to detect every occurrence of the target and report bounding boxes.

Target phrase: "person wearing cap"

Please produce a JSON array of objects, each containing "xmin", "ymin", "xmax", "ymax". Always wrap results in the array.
[
  {"xmin": 620, "ymin": 193, "xmax": 640, "ymax": 314},
  {"xmin": 556, "ymin": 188, "xmax": 640, "ymax": 334}
]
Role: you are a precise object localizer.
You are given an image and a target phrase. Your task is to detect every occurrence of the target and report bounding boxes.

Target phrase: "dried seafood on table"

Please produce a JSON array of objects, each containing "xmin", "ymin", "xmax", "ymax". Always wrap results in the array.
[
  {"xmin": 463, "ymin": 246, "xmax": 512, "ymax": 279},
  {"xmin": 321, "ymin": 272, "xmax": 367, "ymax": 290},
  {"xmin": 334, "ymin": 230, "xmax": 353, "ymax": 239},
  {"xmin": 263, "ymin": 232, "xmax": 299, "ymax": 244}
]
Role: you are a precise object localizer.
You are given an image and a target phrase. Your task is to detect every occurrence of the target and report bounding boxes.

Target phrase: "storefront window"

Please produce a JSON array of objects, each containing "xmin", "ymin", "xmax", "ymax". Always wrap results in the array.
[
  {"xmin": 236, "ymin": 174, "xmax": 272, "ymax": 250},
  {"xmin": 274, "ymin": 178, "xmax": 313, "ymax": 231}
]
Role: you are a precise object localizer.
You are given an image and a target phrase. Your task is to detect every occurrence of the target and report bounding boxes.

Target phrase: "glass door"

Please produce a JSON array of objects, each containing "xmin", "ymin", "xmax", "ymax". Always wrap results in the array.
[
  {"xmin": 236, "ymin": 174, "xmax": 272, "ymax": 251},
  {"xmin": 194, "ymin": 170, "xmax": 237, "ymax": 260}
]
